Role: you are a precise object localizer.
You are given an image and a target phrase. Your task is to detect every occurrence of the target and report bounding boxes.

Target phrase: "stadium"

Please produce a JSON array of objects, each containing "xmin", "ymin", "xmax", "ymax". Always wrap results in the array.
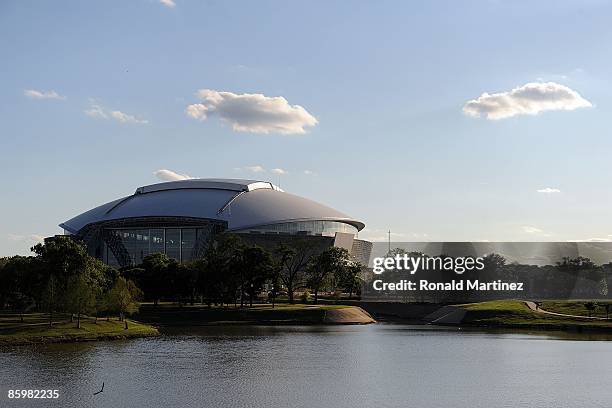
[{"xmin": 60, "ymin": 178, "xmax": 372, "ymax": 267}]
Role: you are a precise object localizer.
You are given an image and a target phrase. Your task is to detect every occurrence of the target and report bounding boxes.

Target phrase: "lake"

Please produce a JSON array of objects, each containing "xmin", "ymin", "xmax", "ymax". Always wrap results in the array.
[{"xmin": 1, "ymin": 324, "xmax": 611, "ymax": 408}]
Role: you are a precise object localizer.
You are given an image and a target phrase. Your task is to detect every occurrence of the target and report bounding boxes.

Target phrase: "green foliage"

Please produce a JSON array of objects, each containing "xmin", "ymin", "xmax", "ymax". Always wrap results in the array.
[
  {"xmin": 482, "ymin": 253, "xmax": 506, "ymax": 271},
  {"xmin": 0, "ymin": 237, "xmax": 120, "ymax": 327},
  {"xmin": 306, "ymin": 247, "xmax": 351, "ymax": 304},
  {"xmin": 135, "ymin": 253, "xmax": 173, "ymax": 305},
  {"xmin": 1, "ymin": 233, "xmax": 374, "ymax": 317},
  {"xmin": 557, "ymin": 256, "xmax": 596, "ymax": 270},
  {"xmin": 233, "ymin": 245, "xmax": 275, "ymax": 307},
  {"xmin": 107, "ymin": 277, "xmax": 142, "ymax": 329},
  {"xmin": 338, "ymin": 261, "xmax": 364, "ymax": 298},
  {"xmin": 64, "ymin": 274, "xmax": 97, "ymax": 328}
]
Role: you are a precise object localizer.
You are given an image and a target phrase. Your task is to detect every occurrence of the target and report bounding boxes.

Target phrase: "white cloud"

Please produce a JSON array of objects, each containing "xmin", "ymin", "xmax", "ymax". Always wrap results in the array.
[
  {"xmin": 160, "ymin": 0, "xmax": 176, "ymax": 7},
  {"xmin": 8, "ymin": 233, "xmax": 45, "ymax": 243},
  {"xmin": 463, "ymin": 82, "xmax": 592, "ymax": 120},
  {"xmin": 24, "ymin": 89, "xmax": 65, "ymax": 100},
  {"xmin": 185, "ymin": 89, "xmax": 318, "ymax": 134},
  {"xmin": 84, "ymin": 104, "xmax": 107, "ymax": 119},
  {"xmin": 522, "ymin": 226, "xmax": 543, "ymax": 234},
  {"xmin": 244, "ymin": 165, "xmax": 265, "ymax": 173},
  {"xmin": 537, "ymin": 187, "xmax": 561, "ymax": 194},
  {"xmin": 185, "ymin": 103, "xmax": 207, "ymax": 119},
  {"xmin": 271, "ymin": 168, "xmax": 288, "ymax": 175},
  {"xmin": 110, "ymin": 110, "xmax": 148, "ymax": 124},
  {"xmin": 303, "ymin": 170, "xmax": 315, "ymax": 175},
  {"xmin": 85, "ymin": 103, "xmax": 148, "ymax": 124},
  {"xmin": 154, "ymin": 169, "xmax": 193, "ymax": 181}
]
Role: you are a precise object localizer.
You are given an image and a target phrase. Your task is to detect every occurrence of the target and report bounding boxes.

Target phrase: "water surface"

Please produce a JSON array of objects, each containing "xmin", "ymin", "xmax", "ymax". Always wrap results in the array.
[{"xmin": 1, "ymin": 325, "xmax": 611, "ymax": 408}]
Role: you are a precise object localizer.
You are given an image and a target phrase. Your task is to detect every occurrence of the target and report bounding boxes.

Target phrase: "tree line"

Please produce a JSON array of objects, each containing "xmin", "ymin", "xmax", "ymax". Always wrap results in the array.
[
  {"xmin": 122, "ymin": 235, "xmax": 362, "ymax": 307},
  {"xmin": 369, "ymin": 248, "xmax": 611, "ymax": 303},
  {"xmin": 0, "ymin": 235, "xmax": 365, "ymax": 326},
  {"xmin": 0, "ymin": 237, "xmax": 140, "ymax": 328}
]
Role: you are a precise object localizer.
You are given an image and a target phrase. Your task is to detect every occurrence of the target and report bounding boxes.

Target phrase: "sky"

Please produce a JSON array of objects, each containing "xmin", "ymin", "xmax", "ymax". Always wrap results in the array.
[{"xmin": 2, "ymin": 0, "xmax": 612, "ymax": 256}]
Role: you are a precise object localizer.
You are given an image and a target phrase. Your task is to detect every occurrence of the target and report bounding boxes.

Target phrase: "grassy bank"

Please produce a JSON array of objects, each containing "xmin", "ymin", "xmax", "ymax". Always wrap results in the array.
[
  {"xmin": 0, "ymin": 313, "xmax": 159, "ymax": 346},
  {"xmin": 135, "ymin": 303, "xmax": 362, "ymax": 326},
  {"xmin": 540, "ymin": 300, "xmax": 612, "ymax": 318},
  {"xmin": 457, "ymin": 300, "xmax": 612, "ymax": 332}
]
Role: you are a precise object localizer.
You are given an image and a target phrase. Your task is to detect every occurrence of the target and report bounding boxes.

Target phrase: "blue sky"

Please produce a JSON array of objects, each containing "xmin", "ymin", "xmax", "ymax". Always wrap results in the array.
[{"xmin": 2, "ymin": 0, "xmax": 612, "ymax": 255}]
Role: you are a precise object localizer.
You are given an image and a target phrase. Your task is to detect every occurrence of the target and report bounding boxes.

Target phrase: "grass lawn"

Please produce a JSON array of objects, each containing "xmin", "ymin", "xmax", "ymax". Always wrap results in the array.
[
  {"xmin": 540, "ymin": 300, "xmax": 612, "ymax": 318},
  {"xmin": 457, "ymin": 300, "xmax": 612, "ymax": 331},
  {"xmin": 0, "ymin": 313, "xmax": 159, "ymax": 346},
  {"xmin": 136, "ymin": 302, "xmax": 352, "ymax": 325}
]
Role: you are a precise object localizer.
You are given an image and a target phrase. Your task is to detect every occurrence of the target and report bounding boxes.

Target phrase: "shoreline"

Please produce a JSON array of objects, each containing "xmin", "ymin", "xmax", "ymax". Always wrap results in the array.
[
  {"xmin": 0, "ymin": 318, "xmax": 160, "ymax": 347},
  {"xmin": 0, "ymin": 305, "xmax": 375, "ymax": 347},
  {"xmin": 4, "ymin": 300, "xmax": 612, "ymax": 346},
  {"xmin": 134, "ymin": 304, "xmax": 376, "ymax": 326},
  {"xmin": 432, "ymin": 300, "xmax": 612, "ymax": 333}
]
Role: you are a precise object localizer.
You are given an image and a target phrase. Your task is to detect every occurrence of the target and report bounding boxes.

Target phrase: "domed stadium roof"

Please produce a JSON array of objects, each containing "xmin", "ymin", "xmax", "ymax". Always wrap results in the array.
[{"xmin": 60, "ymin": 178, "xmax": 365, "ymax": 234}]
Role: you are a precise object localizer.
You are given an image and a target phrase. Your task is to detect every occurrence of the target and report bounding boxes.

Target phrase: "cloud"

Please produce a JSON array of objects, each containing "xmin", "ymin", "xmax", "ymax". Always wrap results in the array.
[
  {"xmin": 24, "ymin": 89, "xmax": 65, "ymax": 100},
  {"xmin": 154, "ymin": 169, "xmax": 192, "ymax": 181},
  {"xmin": 537, "ymin": 187, "xmax": 561, "ymax": 194},
  {"xmin": 303, "ymin": 170, "xmax": 315, "ymax": 175},
  {"xmin": 522, "ymin": 226, "xmax": 543, "ymax": 234},
  {"xmin": 159, "ymin": 0, "xmax": 176, "ymax": 7},
  {"xmin": 244, "ymin": 165, "xmax": 265, "ymax": 173},
  {"xmin": 271, "ymin": 168, "xmax": 288, "ymax": 175},
  {"xmin": 185, "ymin": 89, "xmax": 318, "ymax": 134},
  {"xmin": 85, "ymin": 103, "xmax": 148, "ymax": 124},
  {"xmin": 8, "ymin": 233, "xmax": 45, "ymax": 243},
  {"xmin": 185, "ymin": 104, "xmax": 207, "ymax": 120},
  {"xmin": 463, "ymin": 82, "xmax": 592, "ymax": 120}
]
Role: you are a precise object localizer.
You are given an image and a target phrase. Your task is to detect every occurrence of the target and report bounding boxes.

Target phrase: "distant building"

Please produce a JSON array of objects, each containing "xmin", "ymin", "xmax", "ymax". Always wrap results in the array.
[{"xmin": 60, "ymin": 178, "xmax": 372, "ymax": 267}]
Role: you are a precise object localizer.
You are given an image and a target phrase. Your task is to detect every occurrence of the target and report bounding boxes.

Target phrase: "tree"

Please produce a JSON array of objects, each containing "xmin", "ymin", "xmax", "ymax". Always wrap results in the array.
[
  {"xmin": 338, "ymin": 261, "xmax": 363, "ymax": 299},
  {"xmin": 65, "ymin": 273, "xmax": 97, "ymax": 329},
  {"xmin": 32, "ymin": 237, "xmax": 89, "ymax": 326},
  {"xmin": 0, "ymin": 257, "xmax": 10, "ymax": 308},
  {"xmin": 16, "ymin": 256, "xmax": 47, "ymax": 311},
  {"xmin": 108, "ymin": 277, "xmax": 142, "ymax": 329},
  {"xmin": 482, "ymin": 253, "xmax": 506, "ymax": 272},
  {"xmin": 194, "ymin": 235, "xmax": 243, "ymax": 307},
  {"xmin": 557, "ymin": 256, "xmax": 596, "ymax": 271},
  {"xmin": 268, "ymin": 260, "xmax": 282, "ymax": 309},
  {"xmin": 276, "ymin": 242, "xmax": 317, "ymax": 304},
  {"xmin": 64, "ymin": 257, "xmax": 109, "ymax": 328},
  {"xmin": 0, "ymin": 257, "xmax": 29, "ymax": 311},
  {"xmin": 173, "ymin": 262, "xmax": 199, "ymax": 306},
  {"xmin": 234, "ymin": 246, "xmax": 274, "ymax": 307},
  {"xmin": 139, "ymin": 253, "xmax": 173, "ymax": 305},
  {"xmin": 0, "ymin": 257, "xmax": 34, "ymax": 321},
  {"xmin": 306, "ymin": 247, "xmax": 350, "ymax": 304},
  {"xmin": 193, "ymin": 258, "xmax": 214, "ymax": 307}
]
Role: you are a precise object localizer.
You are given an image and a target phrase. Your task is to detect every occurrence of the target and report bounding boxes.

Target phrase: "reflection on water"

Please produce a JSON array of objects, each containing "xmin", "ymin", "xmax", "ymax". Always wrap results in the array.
[{"xmin": 1, "ymin": 325, "xmax": 611, "ymax": 408}]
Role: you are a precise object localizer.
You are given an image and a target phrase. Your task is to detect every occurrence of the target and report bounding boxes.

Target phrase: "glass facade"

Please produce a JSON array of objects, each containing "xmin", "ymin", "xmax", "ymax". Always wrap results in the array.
[
  {"xmin": 233, "ymin": 220, "xmax": 358, "ymax": 237},
  {"xmin": 103, "ymin": 227, "xmax": 210, "ymax": 267}
]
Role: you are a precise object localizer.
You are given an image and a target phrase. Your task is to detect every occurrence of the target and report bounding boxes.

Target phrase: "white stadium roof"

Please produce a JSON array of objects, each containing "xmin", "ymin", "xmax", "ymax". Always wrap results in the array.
[{"xmin": 60, "ymin": 178, "xmax": 365, "ymax": 234}]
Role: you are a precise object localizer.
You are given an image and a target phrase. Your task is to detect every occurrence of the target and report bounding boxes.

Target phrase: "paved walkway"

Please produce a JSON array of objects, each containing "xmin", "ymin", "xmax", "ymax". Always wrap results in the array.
[{"xmin": 525, "ymin": 301, "xmax": 611, "ymax": 321}]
